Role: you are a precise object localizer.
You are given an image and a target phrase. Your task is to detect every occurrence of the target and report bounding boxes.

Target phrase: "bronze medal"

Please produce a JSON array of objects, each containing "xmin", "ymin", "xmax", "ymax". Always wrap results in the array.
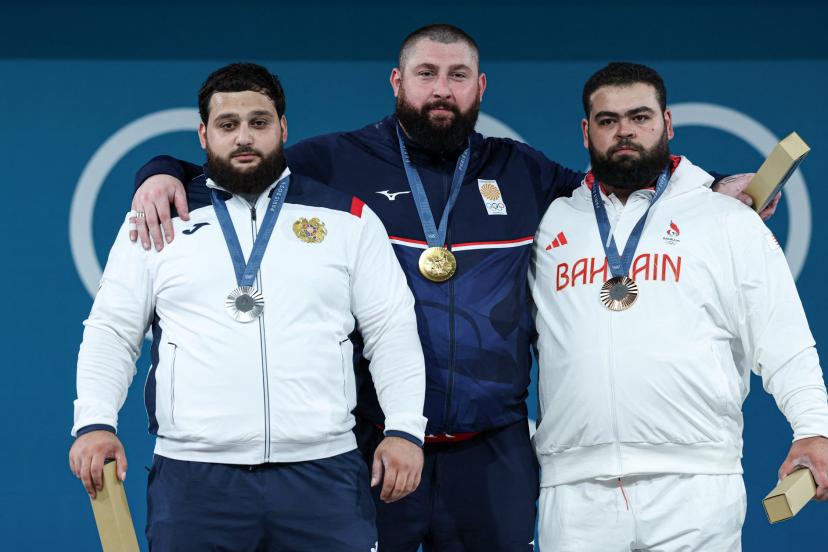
[
  {"xmin": 419, "ymin": 247, "xmax": 457, "ymax": 282},
  {"xmin": 600, "ymin": 276, "xmax": 638, "ymax": 311}
]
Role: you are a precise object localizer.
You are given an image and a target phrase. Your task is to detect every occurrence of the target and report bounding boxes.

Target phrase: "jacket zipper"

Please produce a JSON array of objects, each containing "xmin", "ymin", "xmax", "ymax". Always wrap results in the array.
[
  {"xmin": 248, "ymin": 201, "xmax": 272, "ymax": 462},
  {"xmin": 168, "ymin": 341, "xmax": 178, "ymax": 426},
  {"xmin": 441, "ymin": 168, "xmax": 457, "ymax": 433},
  {"xmin": 607, "ymin": 197, "xmax": 625, "ymax": 474},
  {"xmin": 607, "ymin": 316, "xmax": 623, "ymax": 474}
]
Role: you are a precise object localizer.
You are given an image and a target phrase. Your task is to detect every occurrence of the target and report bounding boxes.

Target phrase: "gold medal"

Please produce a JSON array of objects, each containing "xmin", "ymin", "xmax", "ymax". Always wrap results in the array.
[
  {"xmin": 600, "ymin": 276, "xmax": 638, "ymax": 311},
  {"xmin": 419, "ymin": 247, "xmax": 457, "ymax": 282}
]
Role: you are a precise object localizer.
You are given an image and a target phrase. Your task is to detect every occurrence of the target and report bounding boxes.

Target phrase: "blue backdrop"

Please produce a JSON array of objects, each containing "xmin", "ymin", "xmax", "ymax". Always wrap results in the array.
[{"xmin": 2, "ymin": 1, "xmax": 826, "ymax": 550}]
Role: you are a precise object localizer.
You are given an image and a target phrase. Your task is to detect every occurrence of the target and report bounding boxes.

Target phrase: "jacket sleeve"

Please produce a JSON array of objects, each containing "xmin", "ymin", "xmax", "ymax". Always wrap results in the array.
[
  {"xmin": 71, "ymin": 217, "xmax": 156, "ymax": 436},
  {"xmin": 726, "ymin": 206, "xmax": 828, "ymax": 441},
  {"xmin": 284, "ymin": 135, "xmax": 337, "ymax": 184},
  {"xmin": 133, "ymin": 155, "xmax": 203, "ymax": 193},
  {"xmin": 530, "ymin": 148, "xmax": 585, "ymax": 211},
  {"xmin": 348, "ymin": 204, "xmax": 427, "ymax": 445}
]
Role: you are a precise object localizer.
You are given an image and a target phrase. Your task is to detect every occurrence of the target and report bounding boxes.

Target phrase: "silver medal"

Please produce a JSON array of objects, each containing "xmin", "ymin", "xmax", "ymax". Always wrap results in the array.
[{"xmin": 225, "ymin": 286, "xmax": 264, "ymax": 322}]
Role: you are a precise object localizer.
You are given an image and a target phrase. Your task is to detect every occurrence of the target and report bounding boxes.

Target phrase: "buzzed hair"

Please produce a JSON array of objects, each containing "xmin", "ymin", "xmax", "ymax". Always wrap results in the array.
[
  {"xmin": 582, "ymin": 62, "xmax": 667, "ymax": 117},
  {"xmin": 398, "ymin": 23, "xmax": 480, "ymax": 71}
]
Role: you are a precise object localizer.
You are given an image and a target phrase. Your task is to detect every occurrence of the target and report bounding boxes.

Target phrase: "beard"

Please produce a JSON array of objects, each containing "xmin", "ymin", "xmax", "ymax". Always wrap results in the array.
[
  {"xmin": 206, "ymin": 144, "xmax": 285, "ymax": 196},
  {"xmin": 395, "ymin": 87, "xmax": 480, "ymax": 154},
  {"xmin": 589, "ymin": 128, "xmax": 671, "ymax": 191}
]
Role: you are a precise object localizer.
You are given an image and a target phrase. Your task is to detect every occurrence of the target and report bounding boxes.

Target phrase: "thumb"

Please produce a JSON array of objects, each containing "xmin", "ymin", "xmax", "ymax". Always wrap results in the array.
[
  {"xmin": 778, "ymin": 456, "xmax": 799, "ymax": 481},
  {"xmin": 173, "ymin": 187, "xmax": 190, "ymax": 221},
  {"xmin": 115, "ymin": 448, "xmax": 128, "ymax": 482},
  {"xmin": 371, "ymin": 449, "xmax": 384, "ymax": 487}
]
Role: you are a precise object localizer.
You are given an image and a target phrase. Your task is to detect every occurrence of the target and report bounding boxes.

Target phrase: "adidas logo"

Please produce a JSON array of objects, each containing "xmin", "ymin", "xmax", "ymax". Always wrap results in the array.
[{"xmin": 545, "ymin": 231, "xmax": 568, "ymax": 250}]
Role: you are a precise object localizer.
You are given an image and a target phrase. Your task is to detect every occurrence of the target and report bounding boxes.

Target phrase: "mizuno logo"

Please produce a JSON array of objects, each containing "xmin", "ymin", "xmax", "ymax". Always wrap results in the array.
[
  {"xmin": 182, "ymin": 222, "xmax": 210, "ymax": 235},
  {"xmin": 376, "ymin": 190, "xmax": 411, "ymax": 201}
]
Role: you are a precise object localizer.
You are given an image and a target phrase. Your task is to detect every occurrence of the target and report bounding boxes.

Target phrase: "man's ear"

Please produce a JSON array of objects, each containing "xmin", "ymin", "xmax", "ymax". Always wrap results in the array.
[
  {"xmin": 390, "ymin": 68, "xmax": 402, "ymax": 98},
  {"xmin": 198, "ymin": 122, "xmax": 207, "ymax": 150},
  {"xmin": 280, "ymin": 115, "xmax": 288, "ymax": 144}
]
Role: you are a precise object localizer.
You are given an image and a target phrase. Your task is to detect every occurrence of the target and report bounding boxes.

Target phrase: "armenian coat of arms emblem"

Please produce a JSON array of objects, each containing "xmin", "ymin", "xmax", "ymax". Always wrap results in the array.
[{"xmin": 292, "ymin": 217, "xmax": 327, "ymax": 243}]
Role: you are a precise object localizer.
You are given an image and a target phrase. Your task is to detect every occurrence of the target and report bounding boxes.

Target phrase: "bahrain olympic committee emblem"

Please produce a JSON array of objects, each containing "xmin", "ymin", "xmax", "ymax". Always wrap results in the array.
[{"xmin": 293, "ymin": 217, "xmax": 327, "ymax": 243}]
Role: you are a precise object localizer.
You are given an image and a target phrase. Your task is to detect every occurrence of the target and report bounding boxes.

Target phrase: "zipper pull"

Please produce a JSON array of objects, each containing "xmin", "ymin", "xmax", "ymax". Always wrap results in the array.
[{"xmin": 250, "ymin": 206, "xmax": 257, "ymax": 222}]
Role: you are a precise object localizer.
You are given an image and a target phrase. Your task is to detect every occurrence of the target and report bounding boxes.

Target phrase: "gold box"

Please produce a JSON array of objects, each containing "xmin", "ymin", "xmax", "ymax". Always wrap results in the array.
[
  {"xmin": 762, "ymin": 467, "xmax": 816, "ymax": 524},
  {"xmin": 89, "ymin": 461, "xmax": 140, "ymax": 551},
  {"xmin": 745, "ymin": 131, "xmax": 810, "ymax": 212}
]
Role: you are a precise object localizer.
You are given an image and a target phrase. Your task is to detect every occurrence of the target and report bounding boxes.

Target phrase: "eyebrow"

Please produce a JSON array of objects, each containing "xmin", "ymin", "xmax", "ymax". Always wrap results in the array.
[
  {"xmin": 593, "ymin": 106, "xmax": 655, "ymax": 119},
  {"xmin": 214, "ymin": 110, "xmax": 275, "ymax": 121},
  {"xmin": 413, "ymin": 62, "xmax": 472, "ymax": 72}
]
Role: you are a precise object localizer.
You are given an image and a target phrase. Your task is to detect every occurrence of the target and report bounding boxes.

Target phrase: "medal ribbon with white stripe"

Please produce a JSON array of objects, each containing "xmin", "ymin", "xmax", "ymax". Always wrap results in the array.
[
  {"xmin": 395, "ymin": 124, "xmax": 470, "ymax": 281},
  {"xmin": 210, "ymin": 175, "xmax": 290, "ymax": 321},
  {"xmin": 591, "ymin": 167, "xmax": 669, "ymax": 310}
]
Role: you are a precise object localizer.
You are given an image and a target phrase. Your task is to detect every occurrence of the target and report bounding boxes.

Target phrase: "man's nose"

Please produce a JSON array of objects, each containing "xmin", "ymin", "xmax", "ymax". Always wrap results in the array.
[
  {"xmin": 431, "ymin": 73, "xmax": 452, "ymax": 98},
  {"xmin": 235, "ymin": 124, "xmax": 253, "ymax": 145},
  {"xmin": 616, "ymin": 118, "xmax": 635, "ymax": 138}
]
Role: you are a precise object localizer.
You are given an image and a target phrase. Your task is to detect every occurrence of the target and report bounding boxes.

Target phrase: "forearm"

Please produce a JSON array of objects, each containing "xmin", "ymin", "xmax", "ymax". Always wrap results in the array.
[
  {"xmin": 73, "ymin": 325, "xmax": 140, "ymax": 435},
  {"xmin": 351, "ymin": 209, "xmax": 426, "ymax": 443},
  {"xmin": 764, "ymin": 348, "xmax": 828, "ymax": 440}
]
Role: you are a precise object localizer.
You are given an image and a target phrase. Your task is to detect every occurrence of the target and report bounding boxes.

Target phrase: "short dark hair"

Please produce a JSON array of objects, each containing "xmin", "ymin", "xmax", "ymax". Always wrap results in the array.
[
  {"xmin": 198, "ymin": 62, "xmax": 286, "ymax": 124},
  {"xmin": 398, "ymin": 23, "xmax": 480, "ymax": 71},
  {"xmin": 582, "ymin": 62, "xmax": 667, "ymax": 117}
]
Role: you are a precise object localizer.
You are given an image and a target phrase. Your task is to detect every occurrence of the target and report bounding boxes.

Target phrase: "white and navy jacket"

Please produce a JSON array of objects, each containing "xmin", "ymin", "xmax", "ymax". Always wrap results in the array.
[
  {"xmin": 73, "ymin": 167, "xmax": 427, "ymax": 465},
  {"xmin": 530, "ymin": 156, "xmax": 828, "ymax": 486}
]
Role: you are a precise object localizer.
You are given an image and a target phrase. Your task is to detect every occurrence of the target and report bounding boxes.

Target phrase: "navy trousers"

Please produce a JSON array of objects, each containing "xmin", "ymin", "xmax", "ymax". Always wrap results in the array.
[
  {"xmin": 146, "ymin": 450, "xmax": 377, "ymax": 551},
  {"xmin": 357, "ymin": 419, "xmax": 539, "ymax": 552}
]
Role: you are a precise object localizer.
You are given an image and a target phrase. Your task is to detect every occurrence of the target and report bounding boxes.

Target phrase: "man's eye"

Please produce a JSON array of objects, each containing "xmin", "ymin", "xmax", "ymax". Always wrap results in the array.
[
  {"xmin": 598, "ymin": 119, "xmax": 615, "ymax": 126},
  {"xmin": 220, "ymin": 122, "xmax": 236, "ymax": 130},
  {"xmin": 252, "ymin": 120, "xmax": 269, "ymax": 127},
  {"xmin": 633, "ymin": 115, "xmax": 651, "ymax": 123},
  {"xmin": 450, "ymin": 72, "xmax": 467, "ymax": 79},
  {"xmin": 418, "ymin": 71, "xmax": 434, "ymax": 78}
]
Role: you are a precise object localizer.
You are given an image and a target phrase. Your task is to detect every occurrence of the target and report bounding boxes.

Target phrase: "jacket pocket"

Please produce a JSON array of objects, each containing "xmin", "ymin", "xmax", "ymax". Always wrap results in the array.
[
  {"xmin": 167, "ymin": 342, "xmax": 178, "ymax": 426},
  {"xmin": 339, "ymin": 338, "xmax": 356, "ymax": 415}
]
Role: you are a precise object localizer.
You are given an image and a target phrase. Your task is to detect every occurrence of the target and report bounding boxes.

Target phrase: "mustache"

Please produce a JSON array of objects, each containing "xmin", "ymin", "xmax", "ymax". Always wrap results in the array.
[
  {"xmin": 231, "ymin": 146, "xmax": 262, "ymax": 157},
  {"xmin": 610, "ymin": 140, "xmax": 645, "ymax": 155},
  {"xmin": 424, "ymin": 100, "xmax": 459, "ymax": 113}
]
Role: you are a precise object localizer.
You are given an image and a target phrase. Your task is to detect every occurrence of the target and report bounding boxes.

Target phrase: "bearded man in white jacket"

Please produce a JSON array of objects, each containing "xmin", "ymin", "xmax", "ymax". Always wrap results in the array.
[
  {"xmin": 68, "ymin": 63, "xmax": 427, "ymax": 551},
  {"xmin": 530, "ymin": 62, "xmax": 828, "ymax": 552}
]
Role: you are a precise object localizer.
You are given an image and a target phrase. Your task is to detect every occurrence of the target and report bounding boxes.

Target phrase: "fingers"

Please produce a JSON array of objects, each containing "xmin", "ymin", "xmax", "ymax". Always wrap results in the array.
[
  {"xmin": 80, "ymin": 453, "xmax": 97, "ymax": 498},
  {"xmin": 144, "ymin": 202, "xmax": 165, "ymax": 252},
  {"xmin": 115, "ymin": 448, "xmax": 128, "ymax": 481},
  {"xmin": 736, "ymin": 192, "xmax": 754, "ymax": 208},
  {"xmin": 379, "ymin": 459, "xmax": 398, "ymax": 502},
  {"xmin": 156, "ymin": 198, "xmax": 174, "ymax": 248},
  {"xmin": 778, "ymin": 456, "xmax": 797, "ymax": 481},
  {"xmin": 70, "ymin": 432, "xmax": 125, "ymax": 498},
  {"xmin": 129, "ymin": 198, "xmax": 139, "ymax": 243},
  {"xmin": 173, "ymin": 186, "xmax": 190, "ymax": 222},
  {"xmin": 371, "ymin": 449, "xmax": 383, "ymax": 487},
  {"xmin": 759, "ymin": 192, "xmax": 782, "ymax": 221},
  {"xmin": 90, "ymin": 453, "xmax": 106, "ymax": 494}
]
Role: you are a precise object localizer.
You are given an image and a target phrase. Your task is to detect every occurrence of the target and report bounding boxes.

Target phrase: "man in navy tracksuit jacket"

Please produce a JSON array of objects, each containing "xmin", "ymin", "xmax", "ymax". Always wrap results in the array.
[{"xmin": 131, "ymin": 25, "xmax": 753, "ymax": 552}]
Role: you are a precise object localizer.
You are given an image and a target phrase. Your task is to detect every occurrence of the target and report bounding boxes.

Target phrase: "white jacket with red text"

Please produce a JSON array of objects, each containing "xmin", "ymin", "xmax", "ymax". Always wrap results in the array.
[{"xmin": 530, "ymin": 156, "xmax": 828, "ymax": 487}]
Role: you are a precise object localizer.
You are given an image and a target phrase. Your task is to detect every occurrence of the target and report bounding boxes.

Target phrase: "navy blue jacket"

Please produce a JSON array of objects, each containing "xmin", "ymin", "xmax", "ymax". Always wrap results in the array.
[{"xmin": 137, "ymin": 115, "xmax": 588, "ymax": 434}]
